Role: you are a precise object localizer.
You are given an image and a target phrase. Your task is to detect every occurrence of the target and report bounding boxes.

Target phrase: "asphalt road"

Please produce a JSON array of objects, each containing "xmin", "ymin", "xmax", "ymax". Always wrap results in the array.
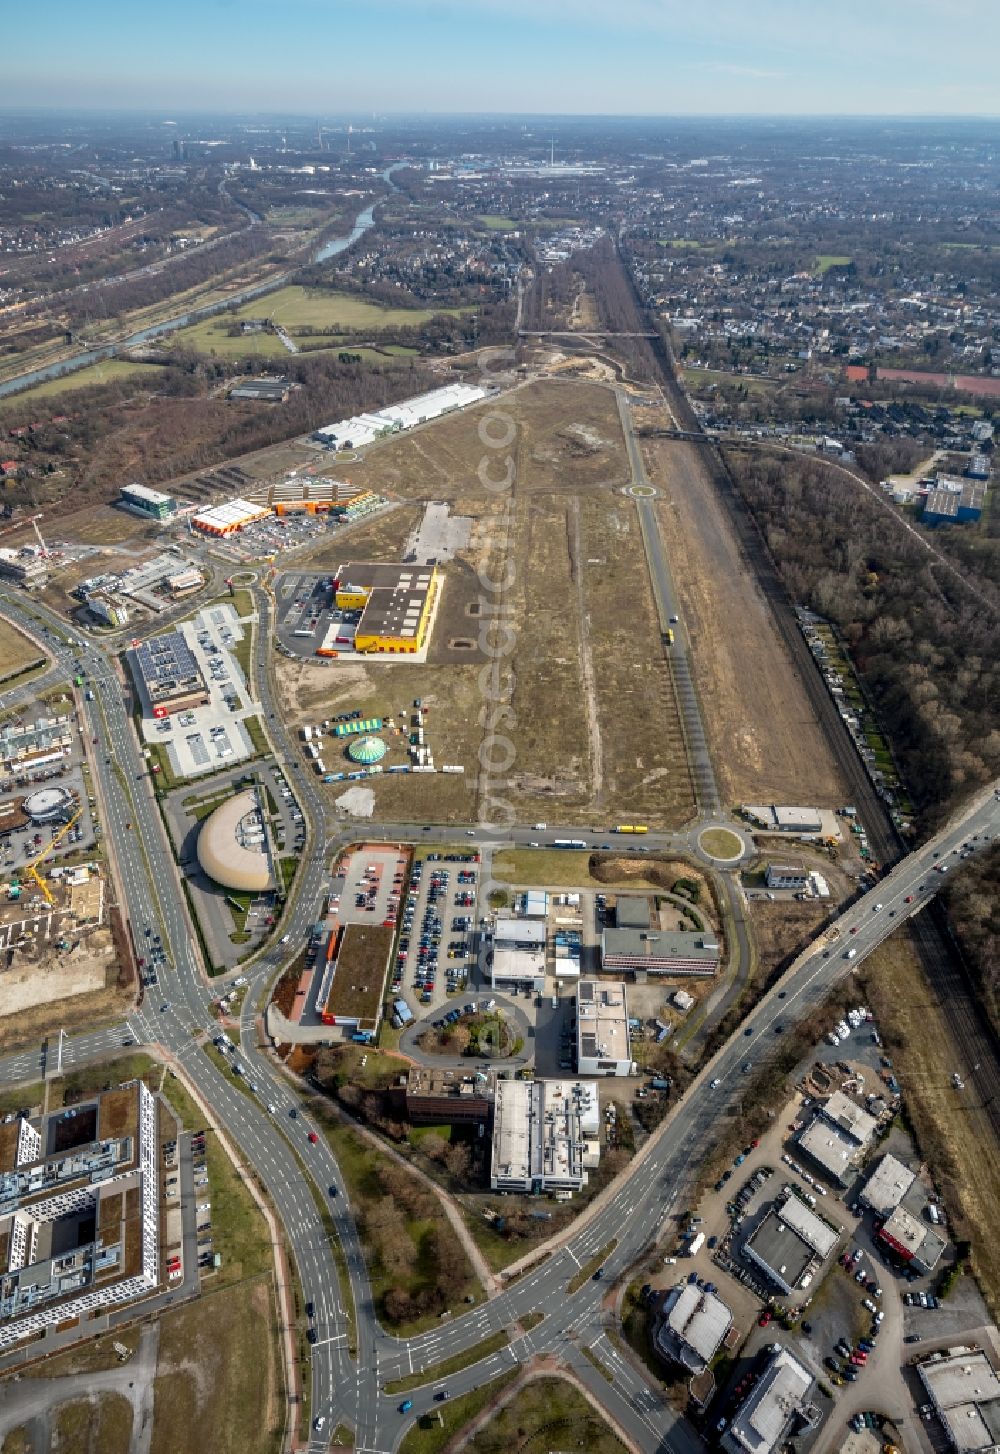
[{"xmin": 1, "ymin": 587, "xmax": 997, "ymax": 1454}]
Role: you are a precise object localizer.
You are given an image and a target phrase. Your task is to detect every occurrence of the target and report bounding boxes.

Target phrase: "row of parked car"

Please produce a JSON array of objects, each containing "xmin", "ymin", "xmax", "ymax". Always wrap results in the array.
[{"xmin": 435, "ymin": 998, "xmax": 496, "ymax": 1030}]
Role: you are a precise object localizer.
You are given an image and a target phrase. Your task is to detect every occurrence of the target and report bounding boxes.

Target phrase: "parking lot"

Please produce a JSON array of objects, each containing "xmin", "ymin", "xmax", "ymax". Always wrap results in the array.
[
  {"xmin": 137, "ymin": 604, "xmax": 259, "ymax": 779},
  {"xmin": 274, "ymin": 571, "xmax": 342, "ymax": 658},
  {"xmin": 216, "ymin": 508, "xmax": 339, "ymax": 564},
  {"xmin": 392, "ymin": 849, "xmax": 481, "ymax": 1017}
]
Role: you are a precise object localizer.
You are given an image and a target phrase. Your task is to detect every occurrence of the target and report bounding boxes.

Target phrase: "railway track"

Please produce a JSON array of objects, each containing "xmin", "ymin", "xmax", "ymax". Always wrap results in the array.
[{"xmin": 599, "ymin": 242, "xmax": 1000, "ymax": 1136}]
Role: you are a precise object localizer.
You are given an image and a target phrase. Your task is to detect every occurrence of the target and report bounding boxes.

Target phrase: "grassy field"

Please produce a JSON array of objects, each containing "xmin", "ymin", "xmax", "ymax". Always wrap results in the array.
[
  {"xmin": 398, "ymin": 1371, "xmax": 518, "ymax": 1454},
  {"xmin": 491, "ymin": 847, "xmax": 597, "ymax": 886},
  {"xmin": 150, "ymin": 1279, "xmax": 282, "ymax": 1454},
  {"xmin": 0, "ymin": 359, "xmax": 161, "ymax": 414},
  {"xmin": 490, "ymin": 847, "xmax": 702, "ymax": 889},
  {"xmin": 682, "ymin": 366, "xmax": 779, "ymax": 395},
  {"xmin": 464, "ymin": 1375, "xmax": 627, "ymax": 1454},
  {"xmin": 477, "ymin": 215, "xmax": 521, "ymax": 231},
  {"xmin": 0, "ymin": 619, "xmax": 45, "ymax": 683},
  {"xmin": 699, "ymin": 827, "xmax": 743, "ymax": 859},
  {"xmin": 860, "ymin": 934, "xmax": 1000, "ymax": 1319},
  {"xmin": 54, "ymin": 1395, "xmax": 132, "ymax": 1454},
  {"xmin": 171, "ymin": 285, "xmax": 468, "ymax": 359},
  {"xmin": 814, "ymin": 254, "xmax": 853, "ymax": 274}
]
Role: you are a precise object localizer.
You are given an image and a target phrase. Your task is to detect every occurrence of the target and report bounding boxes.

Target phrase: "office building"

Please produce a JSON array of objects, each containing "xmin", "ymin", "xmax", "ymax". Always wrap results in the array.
[
  {"xmin": 654, "ymin": 1283, "xmax": 733, "ymax": 1374},
  {"xmin": 576, "ymin": 981, "xmax": 633, "ymax": 1077},
  {"xmin": 764, "ymin": 862, "xmax": 809, "ymax": 891},
  {"xmin": 86, "ymin": 591, "xmax": 129, "ymax": 628},
  {"xmin": 403, "ymin": 1068, "xmax": 493, "ymax": 1127},
  {"xmin": 490, "ymin": 1078, "xmax": 599, "ymax": 1194},
  {"xmin": 119, "ymin": 483, "xmax": 178, "ymax": 522},
  {"xmin": 601, "ymin": 928, "xmax": 720, "ymax": 977}
]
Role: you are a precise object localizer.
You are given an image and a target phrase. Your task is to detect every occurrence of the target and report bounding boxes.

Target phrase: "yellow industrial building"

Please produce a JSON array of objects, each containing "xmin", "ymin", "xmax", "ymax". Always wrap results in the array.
[{"xmin": 332, "ymin": 562, "xmax": 440, "ymax": 655}]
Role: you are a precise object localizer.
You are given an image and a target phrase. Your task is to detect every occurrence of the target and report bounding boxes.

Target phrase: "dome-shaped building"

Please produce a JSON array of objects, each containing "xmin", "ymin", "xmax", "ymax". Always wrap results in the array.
[
  {"xmin": 347, "ymin": 735, "xmax": 387, "ymax": 765},
  {"xmin": 196, "ymin": 789, "xmax": 274, "ymax": 893},
  {"xmin": 24, "ymin": 786, "xmax": 75, "ymax": 823}
]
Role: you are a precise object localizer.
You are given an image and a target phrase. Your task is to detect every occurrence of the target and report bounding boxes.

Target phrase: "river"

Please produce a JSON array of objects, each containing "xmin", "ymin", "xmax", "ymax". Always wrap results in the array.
[{"xmin": 0, "ymin": 165, "xmax": 402, "ymax": 400}]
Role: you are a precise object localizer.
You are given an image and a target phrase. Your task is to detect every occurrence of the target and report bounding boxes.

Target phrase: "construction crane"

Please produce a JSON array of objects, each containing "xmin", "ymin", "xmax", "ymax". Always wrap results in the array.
[
  {"xmin": 25, "ymin": 806, "xmax": 84, "ymax": 906},
  {"xmin": 0, "ymin": 513, "xmax": 46, "ymax": 553}
]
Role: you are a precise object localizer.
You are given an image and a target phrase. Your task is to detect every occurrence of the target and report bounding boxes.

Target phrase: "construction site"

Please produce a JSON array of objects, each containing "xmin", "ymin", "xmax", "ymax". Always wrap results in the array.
[{"xmin": 0, "ymin": 704, "xmax": 125, "ymax": 1039}]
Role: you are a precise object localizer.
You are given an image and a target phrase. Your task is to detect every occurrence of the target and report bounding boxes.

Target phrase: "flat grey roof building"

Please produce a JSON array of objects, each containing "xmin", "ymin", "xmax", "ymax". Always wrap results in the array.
[
  {"xmin": 918, "ymin": 1347, "xmax": 1000, "ymax": 1452},
  {"xmin": 654, "ymin": 1283, "xmax": 732, "ymax": 1373},
  {"xmin": 861, "ymin": 1153, "xmax": 916, "ymax": 1215}
]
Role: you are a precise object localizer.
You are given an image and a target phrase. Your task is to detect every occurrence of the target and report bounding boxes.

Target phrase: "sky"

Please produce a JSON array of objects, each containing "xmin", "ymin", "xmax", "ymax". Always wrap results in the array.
[{"xmin": 5, "ymin": 0, "xmax": 999, "ymax": 117}]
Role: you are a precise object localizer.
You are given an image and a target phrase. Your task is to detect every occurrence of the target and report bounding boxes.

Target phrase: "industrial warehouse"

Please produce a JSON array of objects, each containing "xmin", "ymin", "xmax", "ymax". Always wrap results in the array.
[
  {"xmin": 0, "ymin": 1082, "xmax": 160, "ymax": 1350},
  {"xmin": 743, "ymin": 1190, "xmax": 840, "ymax": 1295},
  {"xmin": 311, "ymin": 382, "xmax": 487, "ymax": 452},
  {"xmin": 191, "ymin": 498, "xmax": 272, "ymax": 537},
  {"xmin": 331, "ymin": 561, "xmax": 441, "ymax": 656}
]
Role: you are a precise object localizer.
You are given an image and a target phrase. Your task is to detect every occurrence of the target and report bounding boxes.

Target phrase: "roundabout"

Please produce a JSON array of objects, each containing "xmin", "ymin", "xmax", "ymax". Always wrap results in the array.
[{"xmin": 697, "ymin": 825, "xmax": 745, "ymax": 864}]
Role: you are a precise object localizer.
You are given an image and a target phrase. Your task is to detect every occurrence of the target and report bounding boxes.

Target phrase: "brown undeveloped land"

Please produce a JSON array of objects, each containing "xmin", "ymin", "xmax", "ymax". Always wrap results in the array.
[
  {"xmin": 150, "ymin": 1279, "xmax": 281, "ymax": 1454},
  {"xmin": 0, "ymin": 619, "xmax": 45, "ymax": 684},
  {"xmin": 338, "ymin": 376, "xmax": 630, "ymax": 503},
  {"xmin": 644, "ymin": 437, "xmax": 849, "ymax": 808},
  {"xmin": 271, "ymin": 377, "xmax": 696, "ymax": 826},
  {"xmin": 860, "ymin": 933, "xmax": 1000, "ymax": 1319}
]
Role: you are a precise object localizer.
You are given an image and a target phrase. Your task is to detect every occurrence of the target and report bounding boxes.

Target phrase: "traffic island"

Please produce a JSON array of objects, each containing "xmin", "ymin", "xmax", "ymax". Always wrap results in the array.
[{"xmin": 697, "ymin": 827, "xmax": 744, "ymax": 864}]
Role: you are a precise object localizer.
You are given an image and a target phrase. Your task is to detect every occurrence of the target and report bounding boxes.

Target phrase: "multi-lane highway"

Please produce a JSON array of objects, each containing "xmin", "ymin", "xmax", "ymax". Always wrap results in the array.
[{"xmin": 1, "ymin": 585, "xmax": 997, "ymax": 1453}]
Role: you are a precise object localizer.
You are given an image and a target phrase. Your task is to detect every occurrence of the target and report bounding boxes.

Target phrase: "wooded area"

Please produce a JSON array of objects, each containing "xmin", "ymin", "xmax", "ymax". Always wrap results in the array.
[{"xmin": 723, "ymin": 446, "xmax": 1000, "ymax": 824}]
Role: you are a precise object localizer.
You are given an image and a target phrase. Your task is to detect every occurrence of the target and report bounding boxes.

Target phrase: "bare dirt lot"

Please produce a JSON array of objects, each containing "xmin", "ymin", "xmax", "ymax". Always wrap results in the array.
[
  {"xmin": 0, "ymin": 935, "xmax": 112, "ymax": 1015},
  {"xmin": 273, "ymin": 653, "xmax": 481, "ymax": 821},
  {"xmin": 644, "ymin": 437, "xmax": 849, "ymax": 808},
  {"xmin": 263, "ymin": 381, "xmax": 708, "ymax": 826},
  {"xmin": 334, "ymin": 377, "xmax": 630, "ymax": 502}
]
